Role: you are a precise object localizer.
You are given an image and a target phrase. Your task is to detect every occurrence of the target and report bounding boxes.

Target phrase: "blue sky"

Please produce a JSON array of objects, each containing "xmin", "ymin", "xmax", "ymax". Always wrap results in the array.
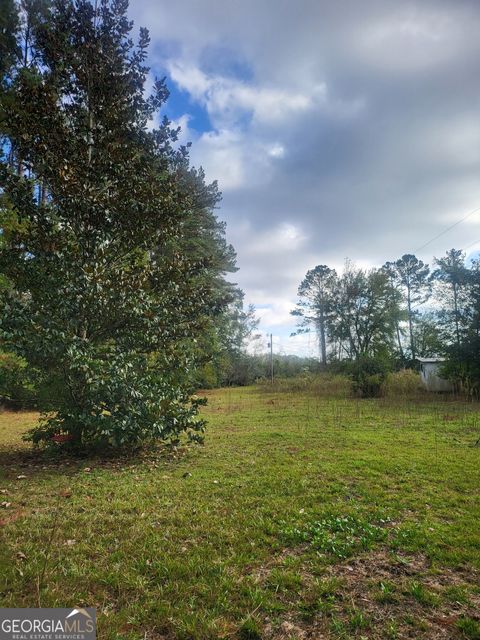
[{"xmin": 129, "ymin": 0, "xmax": 480, "ymax": 356}]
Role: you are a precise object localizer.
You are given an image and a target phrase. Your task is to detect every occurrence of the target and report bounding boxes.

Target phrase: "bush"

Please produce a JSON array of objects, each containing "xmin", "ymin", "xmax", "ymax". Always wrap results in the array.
[
  {"xmin": 23, "ymin": 348, "xmax": 206, "ymax": 452},
  {"xmin": 341, "ymin": 356, "xmax": 392, "ymax": 398}
]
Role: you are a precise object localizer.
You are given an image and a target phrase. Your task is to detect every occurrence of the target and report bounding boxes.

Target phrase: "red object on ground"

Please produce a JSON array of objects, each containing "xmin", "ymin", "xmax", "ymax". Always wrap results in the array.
[{"xmin": 51, "ymin": 434, "xmax": 73, "ymax": 443}]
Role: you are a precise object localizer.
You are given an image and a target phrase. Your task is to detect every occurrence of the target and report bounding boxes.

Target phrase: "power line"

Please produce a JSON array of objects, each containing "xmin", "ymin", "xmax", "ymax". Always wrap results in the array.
[
  {"xmin": 414, "ymin": 205, "xmax": 480, "ymax": 253},
  {"xmin": 463, "ymin": 238, "xmax": 480, "ymax": 252}
]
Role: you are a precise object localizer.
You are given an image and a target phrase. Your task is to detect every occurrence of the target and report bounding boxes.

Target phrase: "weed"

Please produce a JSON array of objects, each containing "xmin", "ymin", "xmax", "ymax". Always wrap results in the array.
[
  {"xmin": 407, "ymin": 580, "xmax": 439, "ymax": 607},
  {"xmin": 238, "ymin": 617, "xmax": 262, "ymax": 640},
  {"xmin": 457, "ymin": 616, "xmax": 480, "ymax": 640},
  {"xmin": 347, "ymin": 607, "xmax": 369, "ymax": 631},
  {"xmin": 267, "ymin": 569, "xmax": 303, "ymax": 594},
  {"xmin": 281, "ymin": 514, "xmax": 389, "ymax": 559},
  {"xmin": 444, "ymin": 585, "xmax": 472, "ymax": 605},
  {"xmin": 375, "ymin": 580, "xmax": 397, "ymax": 604},
  {"xmin": 384, "ymin": 620, "xmax": 399, "ymax": 639}
]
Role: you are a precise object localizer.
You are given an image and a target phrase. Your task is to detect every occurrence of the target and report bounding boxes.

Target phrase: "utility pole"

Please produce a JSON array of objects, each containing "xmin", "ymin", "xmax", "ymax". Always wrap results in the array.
[{"xmin": 269, "ymin": 333, "xmax": 274, "ymax": 383}]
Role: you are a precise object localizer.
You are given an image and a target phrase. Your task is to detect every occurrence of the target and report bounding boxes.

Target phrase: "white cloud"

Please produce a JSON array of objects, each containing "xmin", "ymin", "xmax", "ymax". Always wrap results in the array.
[
  {"xmin": 190, "ymin": 128, "xmax": 288, "ymax": 191},
  {"xmin": 246, "ymin": 222, "xmax": 307, "ymax": 256},
  {"xmin": 354, "ymin": 5, "xmax": 480, "ymax": 72},
  {"xmin": 129, "ymin": 0, "xmax": 480, "ymax": 355},
  {"xmin": 169, "ymin": 113, "xmax": 197, "ymax": 145},
  {"xmin": 167, "ymin": 60, "xmax": 326, "ymax": 128},
  {"xmin": 268, "ymin": 144, "xmax": 285, "ymax": 159},
  {"xmin": 255, "ymin": 300, "xmax": 296, "ymax": 328}
]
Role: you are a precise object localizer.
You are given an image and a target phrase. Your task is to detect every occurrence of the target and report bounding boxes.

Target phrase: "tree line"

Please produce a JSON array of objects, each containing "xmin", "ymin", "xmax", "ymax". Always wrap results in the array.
[{"xmin": 292, "ymin": 250, "xmax": 480, "ymax": 394}]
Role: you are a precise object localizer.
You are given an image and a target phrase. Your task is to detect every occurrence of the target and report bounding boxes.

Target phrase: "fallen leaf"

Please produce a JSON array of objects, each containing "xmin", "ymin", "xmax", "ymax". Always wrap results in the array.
[
  {"xmin": 83, "ymin": 468, "xmax": 91, "ymax": 473},
  {"xmin": 16, "ymin": 475, "xmax": 27, "ymax": 480},
  {"xmin": 1, "ymin": 502, "xmax": 11, "ymax": 508},
  {"xmin": 434, "ymin": 615, "xmax": 458, "ymax": 627},
  {"xmin": 65, "ymin": 539, "xmax": 76, "ymax": 546},
  {"xmin": 59, "ymin": 489, "xmax": 72, "ymax": 498},
  {"xmin": 16, "ymin": 551, "xmax": 27, "ymax": 560}
]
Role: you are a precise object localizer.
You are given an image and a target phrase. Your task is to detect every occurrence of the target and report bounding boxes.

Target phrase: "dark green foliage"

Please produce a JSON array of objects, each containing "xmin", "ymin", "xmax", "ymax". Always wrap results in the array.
[
  {"xmin": 442, "ymin": 339, "xmax": 480, "ymax": 398},
  {"xmin": 0, "ymin": 0, "xmax": 20, "ymax": 82},
  {"xmin": 293, "ymin": 252, "xmax": 480, "ymax": 398},
  {"xmin": 436, "ymin": 256, "xmax": 480, "ymax": 395},
  {"xmin": 0, "ymin": 0, "xmax": 235, "ymax": 450},
  {"xmin": 0, "ymin": 351, "xmax": 37, "ymax": 407},
  {"xmin": 293, "ymin": 262, "xmax": 402, "ymax": 364},
  {"xmin": 432, "ymin": 249, "xmax": 469, "ymax": 348},
  {"xmin": 411, "ymin": 312, "xmax": 443, "ymax": 358},
  {"xmin": 329, "ymin": 264, "xmax": 402, "ymax": 360},
  {"xmin": 292, "ymin": 264, "xmax": 336, "ymax": 364},
  {"xmin": 340, "ymin": 354, "xmax": 392, "ymax": 397},
  {"xmin": 194, "ymin": 290, "xmax": 260, "ymax": 387},
  {"xmin": 292, "ymin": 262, "xmax": 406, "ymax": 395},
  {"xmin": 383, "ymin": 254, "xmax": 431, "ymax": 360}
]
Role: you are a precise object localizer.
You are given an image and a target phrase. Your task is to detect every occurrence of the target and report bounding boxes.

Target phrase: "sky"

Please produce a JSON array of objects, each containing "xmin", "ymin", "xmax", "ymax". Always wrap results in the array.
[{"xmin": 129, "ymin": 0, "xmax": 480, "ymax": 357}]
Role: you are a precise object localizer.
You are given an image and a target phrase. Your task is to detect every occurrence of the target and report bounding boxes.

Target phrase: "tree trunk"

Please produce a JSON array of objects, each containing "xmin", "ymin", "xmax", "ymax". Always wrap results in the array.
[
  {"xmin": 453, "ymin": 283, "xmax": 460, "ymax": 347},
  {"xmin": 407, "ymin": 289, "xmax": 415, "ymax": 360},
  {"xmin": 396, "ymin": 322, "xmax": 404, "ymax": 359},
  {"xmin": 318, "ymin": 310, "xmax": 327, "ymax": 365}
]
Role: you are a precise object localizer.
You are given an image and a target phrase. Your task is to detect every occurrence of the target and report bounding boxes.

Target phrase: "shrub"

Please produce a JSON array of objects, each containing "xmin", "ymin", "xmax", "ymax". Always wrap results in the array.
[
  {"xmin": 343, "ymin": 356, "xmax": 392, "ymax": 398},
  {"xmin": 23, "ymin": 349, "xmax": 207, "ymax": 452}
]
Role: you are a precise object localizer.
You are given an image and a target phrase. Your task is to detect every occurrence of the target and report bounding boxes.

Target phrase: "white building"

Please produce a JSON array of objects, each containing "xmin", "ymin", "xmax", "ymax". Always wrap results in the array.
[{"xmin": 417, "ymin": 357, "xmax": 454, "ymax": 392}]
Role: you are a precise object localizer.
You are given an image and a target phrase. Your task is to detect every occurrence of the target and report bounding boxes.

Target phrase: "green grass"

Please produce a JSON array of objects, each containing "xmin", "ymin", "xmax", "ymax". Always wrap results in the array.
[{"xmin": 1, "ymin": 386, "xmax": 479, "ymax": 639}]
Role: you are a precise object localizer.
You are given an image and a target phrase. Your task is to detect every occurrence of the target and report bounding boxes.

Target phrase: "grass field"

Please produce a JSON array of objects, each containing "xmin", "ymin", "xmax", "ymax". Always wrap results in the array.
[{"xmin": 1, "ymin": 385, "xmax": 479, "ymax": 639}]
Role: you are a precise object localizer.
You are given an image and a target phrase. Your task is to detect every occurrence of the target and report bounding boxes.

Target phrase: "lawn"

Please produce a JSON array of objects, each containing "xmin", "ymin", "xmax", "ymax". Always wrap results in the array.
[{"xmin": 0, "ymin": 385, "xmax": 479, "ymax": 639}]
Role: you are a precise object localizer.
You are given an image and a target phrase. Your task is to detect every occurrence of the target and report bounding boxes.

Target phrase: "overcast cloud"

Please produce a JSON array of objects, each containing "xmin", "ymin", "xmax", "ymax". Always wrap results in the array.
[{"xmin": 130, "ymin": 0, "xmax": 480, "ymax": 355}]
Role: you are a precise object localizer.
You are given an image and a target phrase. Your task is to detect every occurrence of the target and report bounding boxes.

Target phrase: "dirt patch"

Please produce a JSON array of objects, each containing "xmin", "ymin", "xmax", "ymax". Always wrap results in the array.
[{"xmin": 259, "ymin": 548, "xmax": 480, "ymax": 639}]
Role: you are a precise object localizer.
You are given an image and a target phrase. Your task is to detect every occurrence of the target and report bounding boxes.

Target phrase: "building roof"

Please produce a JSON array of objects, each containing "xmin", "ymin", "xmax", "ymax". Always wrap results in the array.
[{"xmin": 416, "ymin": 357, "xmax": 446, "ymax": 364}]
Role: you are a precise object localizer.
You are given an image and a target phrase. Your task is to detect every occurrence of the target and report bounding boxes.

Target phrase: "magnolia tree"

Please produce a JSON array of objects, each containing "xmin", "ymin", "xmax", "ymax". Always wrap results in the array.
[{"xmin": 0, "ymin": 0, "xmax": 236, "ymax": 450}]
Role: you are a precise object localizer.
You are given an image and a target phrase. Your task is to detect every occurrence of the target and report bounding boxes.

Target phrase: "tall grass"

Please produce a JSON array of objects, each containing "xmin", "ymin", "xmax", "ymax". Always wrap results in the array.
[
  {"xmin": 256, "ymin": 373, "xmax": 352, "ymax": 398},
  {"xmin": 257, "ymin": 369, "xmax": 474, "ymax": 405},
  {"xmin": 383, "ymin": 369, "xmax": 426, "ymax": 398}
]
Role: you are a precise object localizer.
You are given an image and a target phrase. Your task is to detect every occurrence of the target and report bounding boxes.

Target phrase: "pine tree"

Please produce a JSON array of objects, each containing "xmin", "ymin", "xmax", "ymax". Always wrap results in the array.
[
  {"xmin": 383, "ymin": 254, "xmax": 431, "ymax": 360},
  {"xmin": 291, "ymin": 265, "xmax": 336, "ymax": 364},
  {"xmin": 432, "ymin": 249, "xmax": 468, "ymax": 348}
]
